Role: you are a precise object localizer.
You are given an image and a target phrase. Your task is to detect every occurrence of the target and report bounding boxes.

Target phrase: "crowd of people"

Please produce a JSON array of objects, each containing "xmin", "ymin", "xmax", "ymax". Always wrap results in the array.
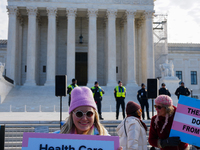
[
  {"xmin": 67, "ymin": 78, "xmax": 191, "ymax": 121},
  {"xmin": 59, "ymin": 86, "xmax": 199, "ymax": 150}
]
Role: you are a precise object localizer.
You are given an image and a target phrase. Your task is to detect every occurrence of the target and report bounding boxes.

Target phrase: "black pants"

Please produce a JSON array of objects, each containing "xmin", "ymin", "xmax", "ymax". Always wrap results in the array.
[
  {"xmin": 140, "ymin": 99, "xmax": 150, "ymax": 119},
  {"xmin": 116, "ymin": 98, "xmax": 125, "ymax": 119},
  {"xmin": 95, "ymin": 98, "xmax": 102, "ymax": 117},
  {"xmin": 68, "ymin": 96, "xmax": 71, "ymax": 106}
]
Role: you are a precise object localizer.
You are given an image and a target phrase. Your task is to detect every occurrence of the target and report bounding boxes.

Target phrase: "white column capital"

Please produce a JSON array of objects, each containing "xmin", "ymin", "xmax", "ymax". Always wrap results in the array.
[
  {"xmin": 26, "ymin": 7, "xmax": 38, "ymax": 16},
  {"xmin": 87, "ymin": 8, "xmax": 98, "ymax": 18},
  {"xmin": 106, "ymin": 9, "xmax": 117, "ymax": 18},
  {"xmin": 47, "ymin": 7, "xmax": 57, "ymax": 16},
  {"xmin": 125, "ymin": 10, "xmax": 137, "ymax": 18},
  {"xmin": 144, "ymin": 10, "xmax": 155, "ymax": 19},
  {"xmin": 66, "ymin": 8, "xmax": 77, "ymax": 17},
  {"xmin": 7, "ymin": 6, "xmax": 18, "ymax": 16}
]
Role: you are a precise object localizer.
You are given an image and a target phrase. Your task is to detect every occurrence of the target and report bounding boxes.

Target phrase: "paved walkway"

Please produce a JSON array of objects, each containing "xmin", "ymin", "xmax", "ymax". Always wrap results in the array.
[{"xmin": 0, "ymin": 112, "xmax": 156, "ymax": 122}]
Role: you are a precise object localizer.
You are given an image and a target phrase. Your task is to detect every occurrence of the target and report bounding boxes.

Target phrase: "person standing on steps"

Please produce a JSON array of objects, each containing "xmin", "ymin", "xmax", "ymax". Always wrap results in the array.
[
  {"xmin": 137, "ymin": 83, "xmax": 150, "ymax": 120},
  {"xmin": 175, "ymin": 82, "xmax": 190, "ymax": 100},
  {"xmin": 159, "ymin": 83, "xmax": 171, "ymax": 97},
  {"xmin": 67, "ymin": 78, "xmax": 78, "ymax": 106},
  {"xmin": 114, "ymin": 80, "xmax": 126, "ymax": 120},
  {"xmin": 91, "ymin": 81, "xmax": 105, "ymax": 120}
]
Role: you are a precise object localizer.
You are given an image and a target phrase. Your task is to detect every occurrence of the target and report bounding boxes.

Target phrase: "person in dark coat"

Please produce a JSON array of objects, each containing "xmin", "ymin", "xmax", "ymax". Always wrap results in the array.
[
  {"xmin": 137, "ymin": 83, "xmax": 150, "ymax": 120},
  {"xmin": 159, "ymin": 83, "xmax": 171, "ymax": 97},
  {"xmin": 91, "ymin": 81, "xmax": 105, "ymax": 120},
  {"xmin": 175, "ymin": 82, "xmax": 190, "ymax": 99}
]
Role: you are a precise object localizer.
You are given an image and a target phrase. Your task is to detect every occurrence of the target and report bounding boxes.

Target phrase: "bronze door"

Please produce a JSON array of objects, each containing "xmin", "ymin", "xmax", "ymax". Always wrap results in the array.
[{"xmin": 75, "ymin": 52, "xmax": 88, "ymax": 85}]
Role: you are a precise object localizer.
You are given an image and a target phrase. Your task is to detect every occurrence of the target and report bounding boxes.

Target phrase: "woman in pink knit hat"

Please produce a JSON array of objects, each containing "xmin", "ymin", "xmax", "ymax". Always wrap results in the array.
[
  {"xmin": 148, "ymin": 95, "xmax": 189, "ymax": 150},
  {"xmin": 60, "ymin": 86, "xmax": 107, "ymax": 135}
]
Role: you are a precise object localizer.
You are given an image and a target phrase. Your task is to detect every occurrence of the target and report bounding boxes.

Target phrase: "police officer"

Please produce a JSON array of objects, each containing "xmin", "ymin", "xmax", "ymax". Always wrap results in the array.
[
  {"xmin": 114, "ymin": 80, "xmax": 126, "ymax": 120},
  {"xmin": 91, "ymin": 81, "xmax": 105, "ymax": 120},
  {"xmin": 175, "ymin": 82, "xmax": 190, "ymax": 99},
  {"xmin": 67, "ymin": 78, "xmax": 78, "ymax": 106},
  {"xmin": 137, "ymin": 83, "xmax": 150, "ymax": 120},
  {"xmin": 159, "ymin": 83, "xmax": 171, "ymax": 97}
]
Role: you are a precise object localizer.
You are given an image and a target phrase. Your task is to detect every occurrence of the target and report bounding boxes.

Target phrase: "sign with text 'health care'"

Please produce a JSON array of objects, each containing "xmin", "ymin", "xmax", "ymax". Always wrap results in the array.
[
  {"xmin": 170, "ymin": 95, "xmax": 200, "ymax": 147},
  {"xmin": 22, "ymin": 132, "xmax": 119, "ymax": 150}
]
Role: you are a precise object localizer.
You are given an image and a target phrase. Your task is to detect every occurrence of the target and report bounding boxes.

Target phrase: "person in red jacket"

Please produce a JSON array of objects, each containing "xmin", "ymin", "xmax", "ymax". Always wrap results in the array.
[{"xmin": 148, "ymin": 95, "xmax": 189, "ymax": 150}]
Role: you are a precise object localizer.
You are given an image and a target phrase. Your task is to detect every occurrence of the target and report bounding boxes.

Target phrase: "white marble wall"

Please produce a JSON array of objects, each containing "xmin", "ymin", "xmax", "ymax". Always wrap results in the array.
[{"xmin": 168, "ymin": 43, "xmax": 200, "ymax": 90}]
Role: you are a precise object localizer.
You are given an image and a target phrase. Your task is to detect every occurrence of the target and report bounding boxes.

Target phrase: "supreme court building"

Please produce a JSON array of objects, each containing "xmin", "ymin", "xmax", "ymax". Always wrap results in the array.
[{"xmin": 6, "ymin": 0, "xmax": 155, "ymax": 86}]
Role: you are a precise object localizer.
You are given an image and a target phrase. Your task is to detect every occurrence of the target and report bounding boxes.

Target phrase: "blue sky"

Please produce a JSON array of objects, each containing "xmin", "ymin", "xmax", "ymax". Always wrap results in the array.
[{"xmin": 1, "ymin": 0, "xmax": 200, "ymax": 43}]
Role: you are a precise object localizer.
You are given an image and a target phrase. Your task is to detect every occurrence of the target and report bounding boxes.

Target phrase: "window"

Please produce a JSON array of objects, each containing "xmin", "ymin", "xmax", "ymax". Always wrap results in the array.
[
  {"xmin": 43, "ymin": 66, "xmax": 46, "ymax": 73},
  {"xmin": 191, "ymin": 71, "xmax": 197, "ymax": 85},
  {"xmin": 176, "ymin": 71, "xmax": 182, "ymax": 84},
  {"xmin": 25, "ymin": 65, "xmax": 27, "ymax": 72}
]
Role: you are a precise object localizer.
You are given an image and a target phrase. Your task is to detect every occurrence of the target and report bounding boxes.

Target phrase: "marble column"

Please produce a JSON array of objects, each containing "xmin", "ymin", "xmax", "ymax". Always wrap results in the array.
[
  {"xmin": 106, "ymin": 9, "xmax": 117, "ymax": 86},
  {"xmin": 141, "ymin": 15, "xmax": 147, "ymax": 84},
  {"xmin": 66, "ymin": 8, "xmax": 77, "ymax": 84},
  {"xmin": 104, "ymin": 18, "xmax": 108, "ymax": 85},
  {"xmin": 16, "ymin": 14, "xmax": 24, "ymax": 85},
  {"xmin": 45, "ymin": 7, "xmax": 57, "ymax": 86},
  {"xmin": 121, "ymin": 16, "xmax": 127, "ymax": 85},
  {"xmin": 6, "ymin": 6, "xmax": 18, "ymax": 83},
  {"xmin": 145, "ymin": 10, "xmax": 155, "ymax": 78},
  {"xmin": 87, "ymin": 8, "xmax": 98, "ymax": 86},
  {"xmin": 125, "ymin": 10, "xmax": 137, "ymax": 87},
  {"xmin": 137, "ymin": 18, "xmax": 143, "ymax": 85},
  {"xmin": 24, "ymin": 7, "xmax": 37, "ymax": 86}
]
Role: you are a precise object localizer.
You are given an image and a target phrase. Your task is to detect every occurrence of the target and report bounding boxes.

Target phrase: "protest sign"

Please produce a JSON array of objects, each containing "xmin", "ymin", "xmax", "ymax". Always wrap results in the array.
[
  {"xmin": 170, "ymin": 95, "xmax": 200, "ymax": 147},
  {"xmin": 22, "ymin": 132, "xmax": 119, "ymax": 150}
]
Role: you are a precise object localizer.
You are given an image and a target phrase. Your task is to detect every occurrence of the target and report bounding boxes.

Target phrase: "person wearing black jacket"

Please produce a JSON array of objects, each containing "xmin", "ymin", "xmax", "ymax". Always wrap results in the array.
[
  {"xmin": 91, "ymin": 81, "xmax": 105, "ymax": 120},
  {"xmin": 67, "ymin": 78, "xmax": 78, "ymax": 106},
  {"xmin": 175, "ymin": 82, "xmax": 190, "ymax": 99},
  {"xmin": 159, "ymin": 83, "xmax": 171, "ymax": 97},
  {"xmin": 137, "ymin": 83, "xmax": 150, "ymax": 120}
]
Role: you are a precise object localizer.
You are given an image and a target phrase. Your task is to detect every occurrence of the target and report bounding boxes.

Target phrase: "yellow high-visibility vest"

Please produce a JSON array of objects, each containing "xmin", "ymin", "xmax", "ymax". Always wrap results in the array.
[
  {"xmin": 91, "ymin": 86, "xmax": 103, "ymax": 97},
  {"xmin": 115, "ymin": 86, "xmax": 126, "ymax": 97}
]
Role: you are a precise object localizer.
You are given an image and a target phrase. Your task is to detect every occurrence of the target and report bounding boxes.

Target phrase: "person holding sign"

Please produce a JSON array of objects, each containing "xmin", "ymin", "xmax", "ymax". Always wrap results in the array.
[
  {"xmin": 116, "ymin": 101, "xmax": 148, "ymax": 150},
  {"xmin": 148, "ymin": 95, "xmax": 189, "ymax": 150},
  {"xmin": 59, "ymin": 86, "xmax": 122, "ymax": 150}
]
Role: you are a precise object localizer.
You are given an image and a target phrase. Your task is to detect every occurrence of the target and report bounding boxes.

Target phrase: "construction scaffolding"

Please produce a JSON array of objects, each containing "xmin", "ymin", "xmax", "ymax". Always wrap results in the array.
[{"xmin": 153, "ymin": 14, "xmax": 168, "ymax": 79}]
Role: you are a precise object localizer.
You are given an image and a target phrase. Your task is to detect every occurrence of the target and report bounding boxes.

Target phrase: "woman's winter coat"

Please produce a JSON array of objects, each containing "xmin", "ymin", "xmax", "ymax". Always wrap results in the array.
[
  {"xmin": 148, "ymin": 106, "xmax": 188, "ymax": 150},
  {"xmin": 116, "ymin": 116, "xmax": 147, "ymax": 150}
]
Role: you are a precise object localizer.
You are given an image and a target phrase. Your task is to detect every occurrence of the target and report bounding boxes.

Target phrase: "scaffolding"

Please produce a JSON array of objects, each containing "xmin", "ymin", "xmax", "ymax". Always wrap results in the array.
[{"xmin": 153, "ymin": 14, "xmax": 168, "ymax": 78}]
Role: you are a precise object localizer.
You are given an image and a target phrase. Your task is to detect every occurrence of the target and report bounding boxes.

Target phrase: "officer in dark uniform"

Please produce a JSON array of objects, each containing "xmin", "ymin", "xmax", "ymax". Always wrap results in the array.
[
  {"xmin": 175, "ymin": 82, "xmax": 190, "ymax": 99},
  {"xmin": 137, "ymin": 83, "xmax": 150, "ymax": 120},
  {"xmin": 91, "ymin": 81, "xmax": 105, "ymax": 120},
  {"xmin": 159, "ymin": 83, "xmax": 171, "ymax": 97},
  {"xmin": 67, "ymin": 78, "xmax": 78, "ymax": 106},
  {"xmin": 114, "ymin": 80, "xmax": 126, "ymax": 120}
]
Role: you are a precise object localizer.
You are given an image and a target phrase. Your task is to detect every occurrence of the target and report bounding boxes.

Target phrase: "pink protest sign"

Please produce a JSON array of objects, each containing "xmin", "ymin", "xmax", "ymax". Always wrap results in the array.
[
  {"xmin": 170, "ymin": 95, "xmax": 200, "ymax": 147},
  {"xmin": 22, "ymin": 132, "xmax": 119, "ymax": 150}
]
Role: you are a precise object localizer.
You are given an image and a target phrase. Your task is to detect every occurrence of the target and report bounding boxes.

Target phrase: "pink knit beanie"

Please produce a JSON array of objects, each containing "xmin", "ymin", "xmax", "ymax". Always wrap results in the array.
[
  {"xmin": 155, "ymin": 95, "xmax": 173, "ymax": 106},
  {"xmin": 154, "ymin": 95, "xmax": 173, "ymax": 133},
  {"xmin": 69, "ymin": 86, "xmax": 97, "ymax": 114}
]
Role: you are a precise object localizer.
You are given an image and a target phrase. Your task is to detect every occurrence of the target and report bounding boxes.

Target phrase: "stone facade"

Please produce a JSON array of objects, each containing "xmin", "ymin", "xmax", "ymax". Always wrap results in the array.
[
  {"xmin": 168, "ymin": 43, "xmax": 200, "ymax": 91},
  {"xmin": 5, "ymin": 0, "xmax": 155, "ymax": 86}
]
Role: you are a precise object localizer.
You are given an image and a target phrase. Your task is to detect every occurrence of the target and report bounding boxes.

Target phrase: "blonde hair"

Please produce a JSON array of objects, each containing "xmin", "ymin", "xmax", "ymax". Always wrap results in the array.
[
  {"xmin": 60, "ymin": 109, "xmax": 107, "ymax": 135},
  {"xmin": 154, "ymin": 105, "xmax": 174, "ymax": 133}
]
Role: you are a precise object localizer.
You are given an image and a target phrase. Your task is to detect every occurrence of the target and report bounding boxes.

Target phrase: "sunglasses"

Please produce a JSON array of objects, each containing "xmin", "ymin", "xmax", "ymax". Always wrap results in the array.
[
  {"xmin": 73, "ymin": 110, "xmax": 94, "ymax": 118},
  {"xmin": 154, "ymin": 105, "xmax": 164, "ymax": 109}
]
